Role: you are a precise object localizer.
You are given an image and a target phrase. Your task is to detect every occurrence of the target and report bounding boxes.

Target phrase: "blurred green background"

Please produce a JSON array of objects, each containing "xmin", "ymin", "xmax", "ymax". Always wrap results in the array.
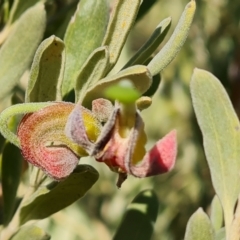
[{"xmin": 1, "ymin": 0, "xmax": 240, "ymax": 239}]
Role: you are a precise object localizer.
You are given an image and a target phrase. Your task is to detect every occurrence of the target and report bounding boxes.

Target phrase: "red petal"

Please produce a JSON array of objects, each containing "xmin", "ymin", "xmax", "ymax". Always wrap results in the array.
[{"xmin": 130, "ymin": 130, "xmax": 177, "ymax": 177}]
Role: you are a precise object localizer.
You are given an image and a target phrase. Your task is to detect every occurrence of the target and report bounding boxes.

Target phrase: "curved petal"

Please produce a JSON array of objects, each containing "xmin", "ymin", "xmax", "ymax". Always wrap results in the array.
[{"xmin": 130, "ymin": 130, "xmax": 177, "ymax": 177}]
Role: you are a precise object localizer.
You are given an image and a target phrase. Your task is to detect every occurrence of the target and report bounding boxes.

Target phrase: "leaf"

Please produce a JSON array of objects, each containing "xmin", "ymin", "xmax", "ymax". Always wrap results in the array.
[
  {"xmin": 147, "ymin": 0, "xmax": 196, "ymax": 76},
  {"xmin": 135, "ymin": 0, "xmax": 157, "ymax": 22},
  {"xmin": 210, "ymin": 195, "xmax": 223, "ymax": 231},
  {"xmin": 0, "ymin": 0, "xmax": 40, "ymax": 45},
  {"xmin": 190, "ymin": 68, "xmax": 240, "ymax": 234},
  {"xmin": 62, "ymin": 0, "xmax": 109, "ymax": 97},
  {"xmin": 19, "ymin": 164, "xmax": 99, "ymax": 225},
  {"xmin": 25, "ymin": 35, "xmax": 65, "ymax": 102},
  {"xmin": 7, "ymin": 0, "xmax": 40, "ymax": 25},
  {"xmin": 215, "ymin": 228, "xmax": 226, "ymax": 240},
  {"xmin": 75, "ymin": 46, "xmax": 109, "ymax": 103},
  {"xmin": 11, "ymin": 224, "xmax": 50, "ymax": 240},
  {"xmin": 143, "ymin": 74, "xmax": 161, "ymax": 97},
  {"xmin": 184, "ymin": 208, "xmax": 215, "ymax": 240},
  {"xmin": 123, "ymin": 17, "xmax": 171, "ymax": 69},
  {"xmin": 102, "ymin": 0, "xmax": 141, "ymax": 71},
  {"xmin": 229, "ymin": 195, "xmax": 240, "ymax": 240},
  {"xmin": 0, "ymin": 2, "xmax": 46, "ymax": 100},
  {"xmin": 82, "ymin": 65, "xmax": 152, "ymax": 107},
  {"xmin": 113, "ymin": 189, "xmax": 158, "ymax": 240},
  {"xmin": 2, "ymin": 142, "xmax": 22, "ymax": 225}
]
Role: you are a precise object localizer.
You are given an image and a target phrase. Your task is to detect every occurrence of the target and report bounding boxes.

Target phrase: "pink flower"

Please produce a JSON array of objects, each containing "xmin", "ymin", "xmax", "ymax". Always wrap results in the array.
[{"xmin": 65, "ymin": 99, "xmax": 177, "ymax": 187}]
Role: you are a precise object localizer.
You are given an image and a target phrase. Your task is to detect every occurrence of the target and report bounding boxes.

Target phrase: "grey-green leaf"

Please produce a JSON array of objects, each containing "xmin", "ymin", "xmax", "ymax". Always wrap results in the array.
[
  {"xmin": 0, "ymin": 2, "xmax": 46, "ymax": 100},
  {"xmin": 210, "ymin": 195, "xmax": 223, "ymax": 231},
  {"xmin": 148, "ymin": 0, "xmax": 196, "ymax": 76},
  {"xmin": 62, "ymin": 0, "xmax": 109, "ymax": 97},
  {"xmin": 19, "ymin": 165, "xmax": 98, "ymax": 225},
  {"xmin": 11, "ymin": 225, "xmax": 50, "ymax": 240},
  {"xmin": 75, "ymin": 46, "xmax": 109, "ymax": 103},
  {"xmin": 215, "ymin": 228, "xmax": 226, "ymax": 240},
  {"xmin": 2, "ymin": 142, "xmax": 22, "ymax": 225},
  {"xmin": 113, "ymin": 189, "xmax": 158, "ymax": 240},
  {"xmin": 184, "ymin": 208, "xmax": 215, "ymax": 240},
  {"xmin": 82, "ymin": 65, "xmax": 152, "ymax": 107},
  {"xmin": 190, "ymin": 68, "xmax": 240, "ymax": 233},
  {"xmin": 7, "ymin": 0, "xmax": 40, "ymax": 25},
  {"xmin": 123, "ymin": 17, "xmax": 171, "ymax": 69},
  {"xmin": 102, "ymin": 0, "xmax": 141, "ymax": 71},
  {"xmin": 26, "ymin": 35, "xmax": 65, "ymax": 102}
]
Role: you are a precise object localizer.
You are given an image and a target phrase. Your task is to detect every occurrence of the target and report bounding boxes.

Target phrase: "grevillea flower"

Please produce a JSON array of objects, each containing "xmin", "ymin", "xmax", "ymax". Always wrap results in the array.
[{"xmin": 65, "ymin": 99, "xmax": 177, "ymax": 187}]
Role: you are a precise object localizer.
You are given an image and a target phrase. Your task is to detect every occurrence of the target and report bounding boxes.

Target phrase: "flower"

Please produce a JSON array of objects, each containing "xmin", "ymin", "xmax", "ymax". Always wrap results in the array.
[
  {"xmin": 65, "ymin": 99, "xmax": 177, "ymax": 187},
  {"xmin": 17, "ymin": 98, "xmax": 177, "ymax": 187}
]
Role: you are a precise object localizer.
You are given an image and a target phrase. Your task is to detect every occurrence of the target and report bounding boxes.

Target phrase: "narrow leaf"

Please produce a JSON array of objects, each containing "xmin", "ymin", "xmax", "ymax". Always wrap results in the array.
[
  {"xmin": 191, "ymin": 68, "xmax": 240, "ymax": 233},
  {"xmin": 113, "ymin": 189, "xmax": 158, "ymax": 240},
  {"xmin": 19, "ymin": 164, "xmax": 98, "ymax": 224},
  {"xmin": 26, "ymin": 35, "xmax": 65, "ymax": 102},
  {"xmin": 82, "ymin": 65, "xmax": 152, "ymax": 107},
  {"xmin": 11, "ymin": 224, "xmax": 50, "ymax": 240},
  {"xmin": 136, "ymin": 0, "xmax": 157, "ymax": 22},
  {"xmin": 148, "ymin": 0, "xmax": 196, "ymax": 76},
  {"xmin": 0, "ymin": 2, "xmax": 46, "ymax": 100},
  {"xmin": 2, "ymin": 142, "xmax": 22, "ymax": 225},
  {"xmin": 184, "ymin": 208, "xmax": 214, "ymax": 240},
  {"xmin": 102, "ymin": 0, "xmax": 141, "ymax": 71},
  {"xmin": 210, "ymin": 195, "xmax": 223, "ymax": 231},
  {"xmin": 123, "ymin": 17, "xmax": 171, "ymax": 69},
  {"xmin": 62, "ymin": 0, "xmax": 109, "ymax": 97},
  {"xmin": 143, "ymin": 74, "xmax": 161, "ymax": 97},
  {"xmin": 75, "ymin": 46, "xmax": 109, "ymax": 103}
]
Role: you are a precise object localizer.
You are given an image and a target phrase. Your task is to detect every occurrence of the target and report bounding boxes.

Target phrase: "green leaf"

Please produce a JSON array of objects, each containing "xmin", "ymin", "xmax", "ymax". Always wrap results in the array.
[
  {"xmin": 215, "ymin": 228, "xmax": 225, "ymax": 240},
  {"xmin": 19, "ymin": 164, "xmax": 98, "ymax": 225},
  {"xmin": 190, "ymin": 68, "xmax": 240, "ymax": 234},
  {"xmin": 26, "ymin": 35, "xmax": 65, "ymax": 102},
  {"xmin": 0, "ymin": 0, "xmax": 40, "ymax": 44},
  {"xmin": 147, "ymin": 0, "xmax": 196, "ymax": 76},
  {"xmin": 229, "ymin": 195, "xmax": 240, "ymax": 240},
  {"xmin": 11, "ymin": 224, "xmax": 50, "ymax": 240},
  {"xmin": 135, "ymin": 0, "xmax": 157, "ymax": 22},
  {"xmin": 123, "ymin": 17, "xmax": 171, "ymax": 69},
  {"xmin": 143, "ymin": 74, "xmax": 161, "ymax": 97},
  {"xmin": 210, "ymin": 195, "xmax": 223, "ymax": 231},
  {"xmin": 184, "ymin": 208, "xmax": 215, "ymax": 240},
  {"xmin": 113, "ymin": 189, "xmax": 158, "ymax": 240},
  {"xmin": 82, "ymin": 65, "xmax": 152, "ymax": 107},
  {"xmin": 7, "ymin": 0, "xmax": 40, "ymax": 25},
  {"xmin": 2, "ymin": 142, "xmax": 22, "ymax": 225},
  {"xmin": 102, "ymin": 0, "xmax": 141, "ymax": 71},
  {"xmin": 75, "ymin": 46, "xmax": 109, "ymax": 103},
  {"xmin": 0, "ymin": 2, "xmax": 46, "ymax": 100},
  {"xmin": 62, "ymin": 0, "xmax": 109, "ymax": 97}
]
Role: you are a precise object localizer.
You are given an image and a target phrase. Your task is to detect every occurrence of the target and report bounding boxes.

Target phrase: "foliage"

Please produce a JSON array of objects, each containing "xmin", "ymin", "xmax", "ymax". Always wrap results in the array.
[{"xmin": 1, "ymin": 0, "xmax": 240, "ymax": 239}]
